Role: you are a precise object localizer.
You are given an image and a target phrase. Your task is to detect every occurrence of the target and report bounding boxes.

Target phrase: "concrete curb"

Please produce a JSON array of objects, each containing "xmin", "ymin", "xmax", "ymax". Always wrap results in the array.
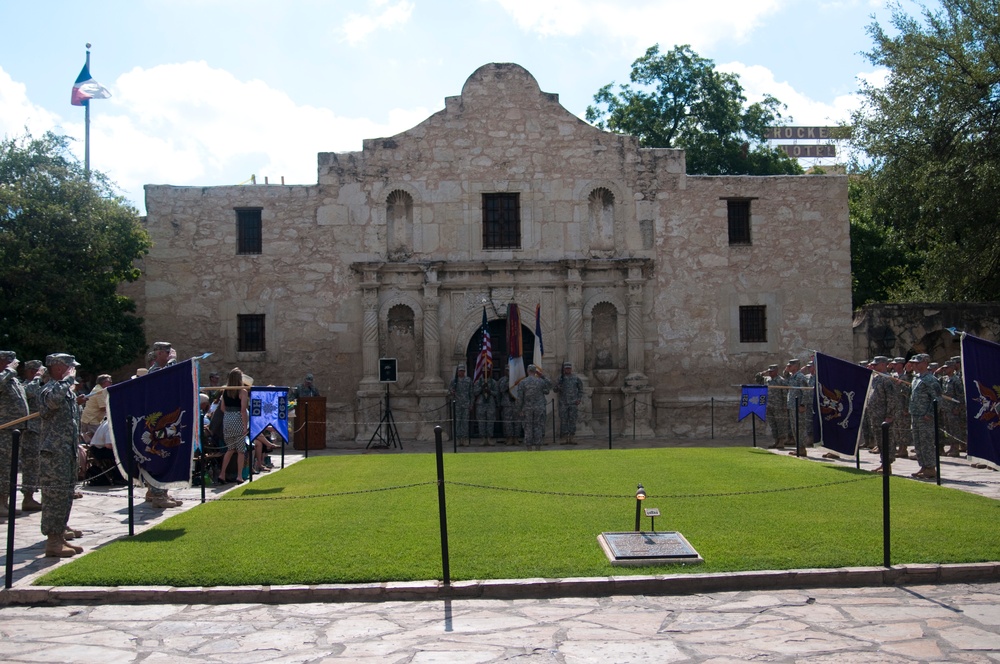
[{"xmin": 3, "ymin": 562, "xmax": 998, "ymax": 606}]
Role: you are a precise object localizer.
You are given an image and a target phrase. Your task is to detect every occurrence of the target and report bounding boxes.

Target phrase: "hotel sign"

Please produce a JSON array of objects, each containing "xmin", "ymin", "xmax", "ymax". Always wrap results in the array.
[
  {"xmin": 767, "ymin": 126, "xmax": 851, "ymax": 140},
  {"xmin": 778, "ymin": 144, "xmax": 837, "ymax": 158}
]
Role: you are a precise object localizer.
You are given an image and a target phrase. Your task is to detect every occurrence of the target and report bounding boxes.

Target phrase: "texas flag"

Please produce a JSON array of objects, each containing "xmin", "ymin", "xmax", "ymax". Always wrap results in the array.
[{"xmin": 71, "ymin": 62, "xmax": 111, "ymax": 106}]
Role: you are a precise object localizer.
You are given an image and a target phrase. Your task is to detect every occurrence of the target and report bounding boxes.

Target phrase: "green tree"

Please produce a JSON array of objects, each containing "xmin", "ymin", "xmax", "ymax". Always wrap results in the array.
[
  {"xmin": 852, "ymin": 0, "xmax": 1000, "ymax": 301},
  {"xmin": 586, "ymin": 44, "xmax": 802, "ymax": 176},
  {"xmin": 0, "ymin": 131, "xmax": 151, "ymax": 373}
]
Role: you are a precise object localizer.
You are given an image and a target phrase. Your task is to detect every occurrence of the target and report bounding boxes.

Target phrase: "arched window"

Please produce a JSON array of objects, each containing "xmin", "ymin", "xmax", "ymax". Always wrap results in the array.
[{"xmin": 588, "ymin": 188, "xmax": 615, "ymax": 251}]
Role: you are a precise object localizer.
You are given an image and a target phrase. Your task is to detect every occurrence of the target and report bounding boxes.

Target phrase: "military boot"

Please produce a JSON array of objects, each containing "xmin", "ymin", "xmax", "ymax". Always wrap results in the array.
[
  {"xmin": 21, "ymin": 493, "xmax": 43, "ymax": 512},
  {"xmin": 62, "ymin": 538, "xmax": 84, "ymax": 554},
  {"xmin": 45, "ymin": 535, "xmax": 76, "ymax": 558}
]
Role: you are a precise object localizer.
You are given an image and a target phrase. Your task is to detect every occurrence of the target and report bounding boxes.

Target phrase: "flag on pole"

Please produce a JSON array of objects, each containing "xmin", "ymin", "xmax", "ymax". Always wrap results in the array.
[
  {"xmin": 814, "ymin": 352, "xmax": 873, "ymax": 456},
  {"xmin": 507, "ymin": 303, "xmax": 526, "ymax": 394},
  {"xmin": 71, "ymin": 61, "xmax": 111, "ymax": 106},
  {"xmin": 473, "ymin": 307, "xmax": 492, "ymax": 384},
  {"xmin": 533, "ymin": 303, "xmax": 544, "ymax": 370},
  {"xmin": 107, "ymin": 359, "xmax": 199, "ymax": 489},
  {"xmin": 738, "ymin": 385, "xmax": 767, "ymax": 422},
  {"xmin": 961, "ymin": 333, "xmax": 1000, "ymax": 469},
  {"xmin": 250, "ymin": 386, "xmax": 290, "ymax": 444}
]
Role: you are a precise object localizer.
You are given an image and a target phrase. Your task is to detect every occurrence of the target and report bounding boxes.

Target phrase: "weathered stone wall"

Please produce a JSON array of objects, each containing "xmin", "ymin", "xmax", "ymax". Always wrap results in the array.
[
  {"xmin": 853, "ymin": 303, "xmax": 1000, "ymax": 364},
  {"xmin": 140, "ymin": 63, "xmax": 852, "ymax": 443}
]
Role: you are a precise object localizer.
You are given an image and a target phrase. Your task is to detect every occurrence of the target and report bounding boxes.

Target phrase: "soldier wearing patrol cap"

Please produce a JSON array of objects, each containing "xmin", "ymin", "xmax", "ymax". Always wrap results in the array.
[
  {"xmin": 555, "ymin": 362, "xmax": 583, "ymax": 445},
  {"xmin": 38, "ymin": 353, "xmax": 83, "ymax": 556},
  {"xmin": 517, "ymin": 364, "xmax": 552, "ymax": 451},
  {"xmin": 19, "ymin": 359, "xmax": 46, "ymax": 511},
  {"xmin": 941, "ymin": 355, "xmax": 966, "ymax": 456},
  {"xmin": 909, "ymin": 353, "xmax": 942, "ymax": 479},
  {"xmin": 761, "ymin": 364, "xmax": 789, "ymax": 449},
  {"xmin": 784, "ymin": 358, "xmax": 809, "ymax": 454},
  {"xmin": 0, "ymin": 350, "xmax": 29, "ymax": 519}
]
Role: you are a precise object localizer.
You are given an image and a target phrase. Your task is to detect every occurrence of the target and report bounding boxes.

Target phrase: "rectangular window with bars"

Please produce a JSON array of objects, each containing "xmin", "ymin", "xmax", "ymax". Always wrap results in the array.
[
  {"xmin": 238, "ymin": 314, "xmax": 266, "ymax": 352},
  {"xmin": 482, "ymin": 193, "xmax": 521, "ymax": 250},
  {"xmin": 236, "ymin": 208, "xmax": 262, "ymax": 255},
  {"xmin": 739, "ymin": 305, "xmax": 767, "ymax": 343},
  {"xmin": 727, "ymin": 199, "xmax": 752, "ymax": 245}
]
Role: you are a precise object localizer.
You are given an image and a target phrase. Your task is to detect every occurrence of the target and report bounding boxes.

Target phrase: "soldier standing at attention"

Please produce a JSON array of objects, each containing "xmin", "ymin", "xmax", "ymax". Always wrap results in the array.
[
  {"xmin": 0, "ymin": 351, "xmax": 30, "ymax": 520},
  {"xmin": 517, "ymin": 364, "xmax": 552, "ymax": 451},
  {"xmin": 555, "ymin": 362, "xmax": 583, "ymax": 445},
  {"xmin": 472, "ymin": 370, "xmax": 498, "ymax": 446},
  {"xmin": 37, "ymin": 354, "xmax": 83, "ymax": 557},
  {"xmin": 759, "ymin": 364, "xmax": 787, "ymax": 449},
  {"xmin": 909, "ymin": 353, "xmax": 942, "ymax": 479},
  {"xmin": 940, "ymin": 357, "xmax": 966, "ymax": 457},
  {"xmin": 784, "ymin": 358, "xmax": 808, "ymax": 454},
  {"xmin": 449, "ymin": 365, "xmax": 472, "ymax": 446},
  {"xmin": 893, "ymin": 357, "xmax": 912, "ymax": 459},
  {"xmin": 19, "ymin": 359, "xmax": 45, "ymax": 512},
  {"xmin": 867, "ymin": 356, "xmax": 898, "ymax": 473},
  {"xmin": 498, "ymin": 366, "xmax": 519, "ymax": 445}
]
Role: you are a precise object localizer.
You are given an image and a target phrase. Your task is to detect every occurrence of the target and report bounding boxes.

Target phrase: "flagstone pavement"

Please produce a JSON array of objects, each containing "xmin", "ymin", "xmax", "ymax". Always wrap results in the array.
[{"xmin": 2, "ymin": 437, "xmax": 999, "ymax": 663}]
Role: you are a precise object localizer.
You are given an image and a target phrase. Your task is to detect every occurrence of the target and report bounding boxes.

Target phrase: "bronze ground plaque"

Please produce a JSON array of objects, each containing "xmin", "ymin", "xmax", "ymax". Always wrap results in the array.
[{"xmin": 597, "ymin": 531, "xmax": 703, "ymax": 567}]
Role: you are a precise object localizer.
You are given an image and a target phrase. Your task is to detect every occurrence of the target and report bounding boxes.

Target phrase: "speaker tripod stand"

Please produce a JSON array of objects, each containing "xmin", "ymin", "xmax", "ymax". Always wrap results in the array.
[{"xmin": 366, "ymin": 383, "xmax": 402, "ymax": 449}]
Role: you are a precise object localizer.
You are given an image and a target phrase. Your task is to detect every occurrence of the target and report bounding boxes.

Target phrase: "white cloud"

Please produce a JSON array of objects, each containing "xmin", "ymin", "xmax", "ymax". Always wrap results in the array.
[
  {"xmin": 340, "ymin": 0, "xmax": 415, "ymax": 45},
  {"xmin": 0, "ymin": 66, "xmax": 62, "ymax": 139},
  {"xmin": 719, "ymin": 60, "xmax": 869, "ymax": 126},
  {"xmin": 6, "ymin": 61, "xmax": 432, "ymax": 213},
  {"xmin": 492, "ymin": 0, "xmax": 785, "ymax": 51}
]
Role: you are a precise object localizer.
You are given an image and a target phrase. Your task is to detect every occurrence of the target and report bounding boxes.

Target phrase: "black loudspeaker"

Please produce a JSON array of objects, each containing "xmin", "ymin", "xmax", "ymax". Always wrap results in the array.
[{"xmin": 379, "ymin": 358, "xmax": 398, "ymax": 383}]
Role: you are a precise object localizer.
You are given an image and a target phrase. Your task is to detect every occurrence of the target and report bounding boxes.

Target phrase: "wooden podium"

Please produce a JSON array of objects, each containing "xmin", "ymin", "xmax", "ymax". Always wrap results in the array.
[{"xmin": 293, "ymin": 396, "xmax": 326, "ymax": 450}]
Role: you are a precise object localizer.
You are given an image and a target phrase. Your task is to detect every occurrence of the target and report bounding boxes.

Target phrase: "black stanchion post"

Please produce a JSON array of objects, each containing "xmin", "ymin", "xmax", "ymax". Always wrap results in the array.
[
  {"xmin": 551, "ymin": 404, "xmax": 556, "ymax": 446},
  {"xmin": 711, "ymin": 397, "xmax": 715, "ymax": 439},
  {"xmin": 607, "ymin": 398, "xmax": 612, "ymax": 450},
  {"xmin": 751, "ymin": 415, "xmax": 757, "ymax": 448},
  {"xmin": 794, "ymin": 396, "xmax": 802, "ymax": 457},
  {"xmin": 5, "ymin": 429, "xmax": 20, "ymax": 590},
  {"xmin": 434, "ymin": 426, "xmax": 450, "ymax": 586},
  {"xmin": 880, "ymin": 421, "xmax": 891, "ymax": 568},
  {"xmin": 280, "ymin": 429, "xmax": 285, "ymax": 469},
  {"xmin": 127, "ymin": 442, "xmax": 135, "ymax": 537},
  {"xmin": 304, "ymin": 401, "xmax": 310, "ymax": 459},
  {"xmin": 632, "ymin": 399, "xmax": 636, "ymax": 440},
  {"xmin": 451, "ymin": 399, "xmax": 457, "ymax": 453},
  {"xmin": 933, "ymin": 398, "xmax": 941, "ymax": 486},
  {"xmin": 199, "ymin": 441, "xmax": 206, "ymax": 504}
]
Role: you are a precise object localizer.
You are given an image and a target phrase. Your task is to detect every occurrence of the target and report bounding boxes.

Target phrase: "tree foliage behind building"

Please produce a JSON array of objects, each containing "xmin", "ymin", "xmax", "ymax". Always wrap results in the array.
[
  {"xmin": 586, "ymin": 44, "xmax": 802, "ymax": 176},
  {"xmin": 0, "ymin": 132, "xmax": 151, "ymax": 372},
  {"xmin": 851, "ymin": 0, "xmax": 1000, "ymax": 302}
]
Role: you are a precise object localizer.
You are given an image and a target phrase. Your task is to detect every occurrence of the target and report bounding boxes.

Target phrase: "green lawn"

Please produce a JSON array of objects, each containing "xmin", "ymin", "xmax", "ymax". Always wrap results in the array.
[{"xmin": 37, "ymin": 448, "xmax": 1000, "ymax": 587}]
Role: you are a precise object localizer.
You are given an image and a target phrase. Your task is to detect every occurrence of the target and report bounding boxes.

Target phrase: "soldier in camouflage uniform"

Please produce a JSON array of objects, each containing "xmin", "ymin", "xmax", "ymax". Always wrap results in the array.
[
  {"xmin": 909, "ymin": 353, "xmax": 942, "ymax": 479},
  {"xmin": 784, "ymin": 358, "xmax": 809, "ymax": 454},
  {"xmin": 866, "ymin": 356, "xmax": 899, "ymax": 473},
  {"xmin": 0, "ymin": 351, "xmax": 30, "ymax": 520},
  {"xmin": 472, "ymin": 370, "xmax": 498, "ymax": 446},
  {"xmin": 555, "ymin": 362, "xmax": 584, "ymax": 445},
  {"xmin": 19, "ymin": 359, "xmax": 45, "ymax": 511},
  {"xmin": 940, "ymin": 356, "xmax": 966, "ymax": 456},
  {"xmin": 859, "ymin": 359, "xmax": 876, "ymax": 450},
  {"xmin": 449, "ymin": 365, "xmax": 473, "ymax": 446},
  {"xmin": 801, "ymin": 360, "xmax": 817, "ymax": 447},
  {"xmin": 759, "ymin": 364, "xmax": 788, "ymax": 449},
  {"xmin": 891, "ymin": 357, "xmax": 912, "ymax": 459},
  {"xmin": 517, "ymin": 364, "xmax": 552, "ymax": 451},
  {"xmin": 38, "ymin": 353, "xmax": 82, "ymax": 557},
  {"xmin": 498, "ymin": 367, "xmax": 520, "ymax": 445}
]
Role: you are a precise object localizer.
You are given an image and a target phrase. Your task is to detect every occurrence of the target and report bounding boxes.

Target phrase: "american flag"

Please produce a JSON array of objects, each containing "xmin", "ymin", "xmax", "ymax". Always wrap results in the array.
[{"xmin": 474, "ymin": 306, "xmax": 492, "ymax": 383}]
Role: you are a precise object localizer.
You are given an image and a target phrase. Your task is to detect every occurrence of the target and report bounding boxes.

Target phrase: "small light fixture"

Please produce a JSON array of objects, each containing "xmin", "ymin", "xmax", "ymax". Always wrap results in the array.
[{"xmin": 635, "ymin": 483, "xmax": 646, "ymax": 531}]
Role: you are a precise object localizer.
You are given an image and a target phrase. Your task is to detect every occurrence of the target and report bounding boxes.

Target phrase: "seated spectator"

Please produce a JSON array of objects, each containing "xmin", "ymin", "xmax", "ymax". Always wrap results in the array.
[{"xmin": 86, "ymin": 420, "xmax": 126, "ymax": 486}]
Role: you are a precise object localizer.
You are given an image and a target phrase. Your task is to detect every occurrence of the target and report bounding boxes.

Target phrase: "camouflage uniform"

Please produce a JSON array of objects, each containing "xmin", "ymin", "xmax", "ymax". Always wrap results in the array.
[
  {"xmin": 910, "ymin": 369, "xmax": 943, "ymax": 470},
  {"xmin": 764, "ymin": 371, "xmax": 789, "ymax": 448},
  {"xmin": 891, "ymin": 362, "xmax": 911, "ymax": 455},
  {"xmin": 498, "ymin": 374, "xmax": 520, "ymax": 443},
  {"xmin": 516, "ymin": 369, "xmax": 552, "ymax": 449},
  {"xmin": 802, "ymin": 369, "xmax": 817, "ymax": 446},
  {"xmin": 20, "ymin": 367, "xmax": 45, "ymax": 494},
  {"xmin": 449, "ymin": 371, "xmax": 473, "ymax": 445},
  {"xmin": 0, "ymin": 357, "xmax": 30, "ymax": 507},
  {"xmin": 785, "ymin": 366, "xmax": 809, "ymax": 449},
  {"xmin": 38, "ymin": 370, "xmax": 80, "ymax": 537},
  {"xmin": 472, "ymin": 374, "xmax": 497, "ymax": 444},
  {"xmin": 555, "ymin": 367, "xmax": 584, "ymax": 442},
  {"xmin": 866, "ymin": 371, "xmax": 898, "ymax": 463},
  {"xmin": 941, "ymin": 361, "xmax": 966, "ymax": 451}
]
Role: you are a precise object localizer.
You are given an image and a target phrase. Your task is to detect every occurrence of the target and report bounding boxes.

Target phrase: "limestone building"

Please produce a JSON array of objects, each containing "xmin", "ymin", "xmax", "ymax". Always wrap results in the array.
[{"xmin": 141, "ymin": 63, "xmax": 852, "ymax": 443}]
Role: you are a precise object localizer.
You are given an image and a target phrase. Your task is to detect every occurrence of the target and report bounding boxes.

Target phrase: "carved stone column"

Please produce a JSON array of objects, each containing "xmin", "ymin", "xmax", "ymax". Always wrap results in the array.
[
  {"xmin": 421, "ymin": 268, "xmax": 442, "ymax": 387},
  {"xmin": 566, "ymin": 265, "xmax": 585, "ymax": 371},
  {"xmin": 625, "ymin": 263, "xmax": 647, "ymax": 382},
  {"xmin": 360, "ymin": 268, "xmax": 380, "ymax": 385}
]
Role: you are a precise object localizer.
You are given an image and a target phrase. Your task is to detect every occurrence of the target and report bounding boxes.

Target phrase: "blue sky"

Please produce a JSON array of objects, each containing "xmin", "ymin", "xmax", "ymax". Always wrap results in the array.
[{"xmin": 1, "ymin": 0, "xmax": 920, "ymax": 213}]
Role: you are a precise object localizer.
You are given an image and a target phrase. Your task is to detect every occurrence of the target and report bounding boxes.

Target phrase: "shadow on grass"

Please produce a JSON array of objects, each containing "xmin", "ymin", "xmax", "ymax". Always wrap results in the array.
[
  {"xmin": 133, "ymin": 528, "xmax": 186, "ymax": 543},
  {"xmin": 234, "ymin": 486, "xmax": 285, "ymax": 496}
]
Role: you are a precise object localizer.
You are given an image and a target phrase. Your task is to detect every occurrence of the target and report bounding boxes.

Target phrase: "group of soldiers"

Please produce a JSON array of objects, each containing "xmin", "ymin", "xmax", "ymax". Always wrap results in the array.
[
  {"xmin": 757, "ymin": 353, "xmax": 966, "ymax": 480},
  {"xmin": 1, "ymin": 350, "xmax": 88, "ymax": 558},
  {"xmin": 448, "ymin": 361, "xmax": 584, "ymax": 450}
]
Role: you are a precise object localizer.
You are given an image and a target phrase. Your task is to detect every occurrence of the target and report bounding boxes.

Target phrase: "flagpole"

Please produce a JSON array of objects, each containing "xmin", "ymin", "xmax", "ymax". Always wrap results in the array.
[{"xmin": 84, "ymin": 43, "xmax": 91, "ymax": 178}]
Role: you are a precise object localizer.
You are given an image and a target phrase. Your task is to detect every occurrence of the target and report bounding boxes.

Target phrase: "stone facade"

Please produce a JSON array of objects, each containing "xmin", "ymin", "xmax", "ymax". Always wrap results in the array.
[
  {"xmin": 141, "ymin": 63, "xmax": 852, "ymax": 444},
  {"xmin": 853, "ymin": 303, "xmax": 1000, "ymax": 363}
]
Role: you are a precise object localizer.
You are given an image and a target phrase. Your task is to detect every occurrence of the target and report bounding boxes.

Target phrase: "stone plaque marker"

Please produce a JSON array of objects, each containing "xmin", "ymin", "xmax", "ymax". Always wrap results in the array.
[{"xmin": 598, "ymin": 531, "xmax": 703, "ymax": 567}]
